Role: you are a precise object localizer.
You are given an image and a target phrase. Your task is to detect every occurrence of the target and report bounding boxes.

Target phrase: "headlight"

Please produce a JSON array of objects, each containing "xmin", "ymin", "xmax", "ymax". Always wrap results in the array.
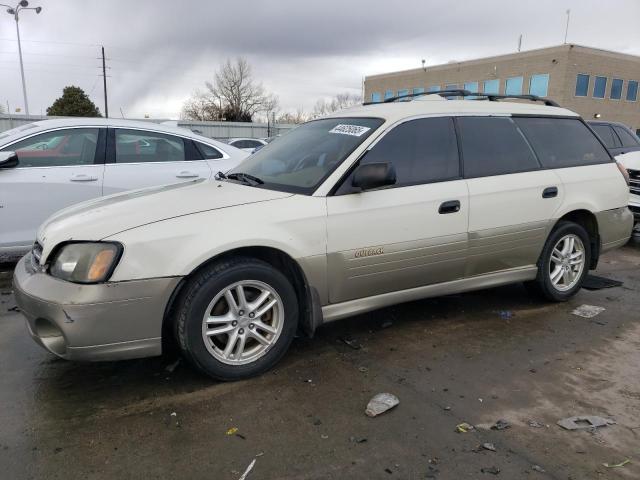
[{"xmin": 49, "ymin": 242, "xmax": 122, "ymax": 283}]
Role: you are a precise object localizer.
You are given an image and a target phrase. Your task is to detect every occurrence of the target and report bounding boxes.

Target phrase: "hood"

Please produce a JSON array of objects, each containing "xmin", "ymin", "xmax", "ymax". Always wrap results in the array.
[
  {"xmin": 38, "ymin": 179, "xmax": 291, "ymax": 255},
  {"xmin": 616, "ymin": 151, "xmax": 640, "ymax": 171}
]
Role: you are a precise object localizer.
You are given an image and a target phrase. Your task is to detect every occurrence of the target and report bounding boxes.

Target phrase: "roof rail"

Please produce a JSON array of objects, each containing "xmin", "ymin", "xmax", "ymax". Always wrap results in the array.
[
  {"xmin": 481, "ymin": 94, "xmax": 560, "ymax": 107},
  {"xmin": 363, "ymin": 91, "xmax": 561, "ymax": 107},
  {"xmin": 362, "ymin": 89, "xmax": 472, "ymax": 105}
]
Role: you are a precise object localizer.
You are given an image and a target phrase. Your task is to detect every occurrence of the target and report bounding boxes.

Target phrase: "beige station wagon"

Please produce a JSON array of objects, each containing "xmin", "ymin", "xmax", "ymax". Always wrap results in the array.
[{"xmin": 13, "ymin": 91, "xmax": 633, "ymax": 380}]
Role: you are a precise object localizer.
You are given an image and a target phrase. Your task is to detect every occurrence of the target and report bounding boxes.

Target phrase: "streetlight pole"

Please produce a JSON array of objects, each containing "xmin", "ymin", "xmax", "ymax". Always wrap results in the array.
[{"xmin": 1, "ymin": 1, "xmax": 43, "ymax": 116}]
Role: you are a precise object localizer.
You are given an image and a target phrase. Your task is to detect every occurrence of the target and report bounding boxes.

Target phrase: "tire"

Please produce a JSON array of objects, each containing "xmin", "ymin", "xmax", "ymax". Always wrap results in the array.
[
  {"xmin": 526, "ymin": 221, "xmax": 591, "ymax": 302},
  {"xmin": 174, "ymin": 257, "xmax": 298, "ymax": 381}
]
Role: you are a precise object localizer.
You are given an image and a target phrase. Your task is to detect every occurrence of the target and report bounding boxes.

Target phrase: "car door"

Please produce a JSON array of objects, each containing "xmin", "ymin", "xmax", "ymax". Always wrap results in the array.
[
  {"xmin": 458, "ymin": 116, "xmax": 563, "ymax": 277},
  {"xmin": 326, "ymin": 117, "xmax": 469, "ymax": 304},
  {"xmin": 102, "ymin": 128, "xmax": 212, "ymax": 195},
  {"xmin": 0, "ymin": 127, "xmax": 105, "ymax": 251}
]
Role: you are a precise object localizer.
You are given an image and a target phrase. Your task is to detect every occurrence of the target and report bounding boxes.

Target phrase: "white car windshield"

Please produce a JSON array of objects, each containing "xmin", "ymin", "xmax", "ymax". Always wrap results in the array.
[{"xmin": 226, "ymin": 117, "xmax": 384, "ymax": 194}]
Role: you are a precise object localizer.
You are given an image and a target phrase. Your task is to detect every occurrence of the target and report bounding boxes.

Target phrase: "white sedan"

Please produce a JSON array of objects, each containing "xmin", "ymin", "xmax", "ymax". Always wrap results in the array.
[{"xmin": 0, "ymin": 118, "xmax": 248, "ymax": 261}]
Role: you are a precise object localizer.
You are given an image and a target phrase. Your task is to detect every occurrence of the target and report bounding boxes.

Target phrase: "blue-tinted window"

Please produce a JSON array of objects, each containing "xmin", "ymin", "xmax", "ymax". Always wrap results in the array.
[
  {"xmin": 445, "ymin": 84, "xmax": 458, "ymax": 90},
  {"xmin": 610, "ymin": 79, "xmax": 623, "ymax": 100},
  {"xmin": 505, "ymin": 76, "xmax": 523, "ymax": 95},
  {"xmin": 463, "ymin": 81, "xmax": 478, "ymax": 99},
  {"xmin": 413, "ymin": 87, "xmax": 425, "ymax": 95},
  {"xmin": 628, "ymin": 81, "xmax": 639, "ymax": 101},
  {"xmin": 428, "ymin": 85, "xmax": 441, "ymax": 92},
  {"xmin": 593, "ymin": 76, "xmax": 607, "ymax": 98},
  {"xmin": 384, "ymin": 89, "xmax": 394, "ymax": 100},
  {"xmin": 371, "ymin": 92, "xmax": 382, "ymax": 103},
  {"xmin": 575, "ymin": 74, "xmax": 589, "ymax": 96},
  {"xmin": 397, "ymin": 89, "xmax": 410, "ymax": 101},
  {"xmin": 483, "ymin": 79, "xmax": 500, "ymax": 94},
  {"xmin": 529, "ymin": 74, "xmax": 549, "ymax": 96}
]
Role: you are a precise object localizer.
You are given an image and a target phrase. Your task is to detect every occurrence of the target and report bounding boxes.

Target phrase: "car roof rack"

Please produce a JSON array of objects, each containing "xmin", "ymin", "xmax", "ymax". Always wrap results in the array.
[{"xmin": 363, "ymin": 90, "xmax": 560, "ymax": 107}]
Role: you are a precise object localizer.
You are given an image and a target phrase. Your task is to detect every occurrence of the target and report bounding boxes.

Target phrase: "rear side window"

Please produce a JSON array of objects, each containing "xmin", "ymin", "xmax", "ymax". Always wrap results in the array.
[
  {"xmin": 514, "ymin": 118, "xmax": 611, "ymax": 168},
  {"xmin": 457, "ymin": 117, "xmax": 539, "ymax": 178},
  {"xmin": 591, "ymin": 125, "xmax": 620, "ymax": 149},
  {"xmin": 358, "ymin": 117, "xmax": 459, "ymax": 187},
  {"xmin": 115, "ymin": 129, "xmax": 185, "ymax": 163},
  {"xmin": 195, "ymin": 141, "xmax": 223, "ymax": 159},
  {"xmin": 612, "ymin": 125, "xmax": 640, "ymax": 147}
]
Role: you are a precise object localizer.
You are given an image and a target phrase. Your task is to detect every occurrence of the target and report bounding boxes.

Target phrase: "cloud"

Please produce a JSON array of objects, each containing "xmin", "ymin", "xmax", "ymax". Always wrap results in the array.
[{"xmin": 0, "ymin": 0, "xmax": 638, "ymax": 118}]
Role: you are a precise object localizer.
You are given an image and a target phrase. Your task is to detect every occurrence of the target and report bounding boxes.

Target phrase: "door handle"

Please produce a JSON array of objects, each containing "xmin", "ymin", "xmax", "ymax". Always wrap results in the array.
[
  {"xmin": 176, "ymin": 171, "xmax": 199, "ymax": 178},
  {"xmin": 542, "ymin": 186, "xmax": 558, "ymax": 198},
  {"xmin": 439, "ymin": 200, "xmax": 461, "ymax": 214},
  {"xmin": 70, "ymin": 174, "xmax": 98, "ymax": 182}
]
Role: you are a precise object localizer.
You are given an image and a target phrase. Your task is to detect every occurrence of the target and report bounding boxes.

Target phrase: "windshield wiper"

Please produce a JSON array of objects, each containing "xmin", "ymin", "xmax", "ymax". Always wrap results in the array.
[{"xmin": 226, "ymin": 172, "xmax": 265, "ymax": 186}]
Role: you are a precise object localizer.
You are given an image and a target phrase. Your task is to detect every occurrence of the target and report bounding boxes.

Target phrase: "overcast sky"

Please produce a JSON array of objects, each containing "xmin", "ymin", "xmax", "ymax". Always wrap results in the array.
[{"xmin": 1, "ymin": 0, "xmax": 639, "ymax": 119}]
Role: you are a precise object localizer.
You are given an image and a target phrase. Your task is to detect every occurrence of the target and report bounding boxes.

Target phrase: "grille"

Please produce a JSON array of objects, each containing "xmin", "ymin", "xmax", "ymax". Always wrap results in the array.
[{"xmin": 629, "ymin": 169, "xmax": 640, "ymax": 196}]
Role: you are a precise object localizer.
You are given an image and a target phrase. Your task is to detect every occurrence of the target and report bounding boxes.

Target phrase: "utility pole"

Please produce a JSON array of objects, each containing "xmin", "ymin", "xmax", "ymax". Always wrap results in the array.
[
  {"xmin": 517, "ymin": 34, "xmax": 522, "ymax": 52},
  {"xmin": 564, "ymin": 9, "xmax": 571, "ymax": 44},
  {"xmin": 101, "ymin": 45, "xmax": 109, "ymax": 118}
]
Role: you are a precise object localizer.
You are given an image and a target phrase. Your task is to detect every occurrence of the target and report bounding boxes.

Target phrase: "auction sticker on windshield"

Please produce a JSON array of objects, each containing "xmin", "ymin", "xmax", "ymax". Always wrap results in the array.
[{"xmin": 329, "ymin": 124, "xmax": 371, "ymax": 137}]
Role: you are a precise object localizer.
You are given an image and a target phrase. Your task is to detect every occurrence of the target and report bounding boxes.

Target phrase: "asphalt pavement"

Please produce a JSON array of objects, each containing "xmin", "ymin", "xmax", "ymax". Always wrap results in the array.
[{"xmin": 1, "ymin": 242, "xmax": 639, "ymax": 479}]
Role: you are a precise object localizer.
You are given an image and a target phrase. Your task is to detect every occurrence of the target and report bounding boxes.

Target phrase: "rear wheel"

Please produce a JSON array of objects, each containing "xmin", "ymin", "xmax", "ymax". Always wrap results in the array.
[
  {"xmin": 174, "ymin": 257, "xmax": 298, "ymax": 380},
  {"xmin": 527, "ymin": 221, "xmax": 591, "ymax": 302}
]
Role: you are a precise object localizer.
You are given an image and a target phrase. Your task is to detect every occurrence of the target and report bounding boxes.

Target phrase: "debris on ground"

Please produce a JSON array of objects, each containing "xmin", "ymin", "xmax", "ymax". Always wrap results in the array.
[
  {"xmin": 170, "ymin": 412, "xmax": 177, "ymax": 417},
  {"xmin": 527, "ymin": 420, "xmax": 544, "ymax": 428},
  {"xmin": 531, "ymin": 465, "xmax": 545, "ymax": 473},
  {"xmin": 365, "ymin": 393, "xmax": 399, "ymax": 417},
  {"xmin": 238, "ymin": 458, "xmax": 256, "ymax": 480},
  {"xmin": 358, "ymin": 366, "xmax": 368, "ymax": 373},
  {"xmin": 602, "ymin": 459, "xmax": 630, "ymax": 468},
  {"xmin": 226, "ymin": 427, "xmax": 239, "ymax": 436},
  {"xmin": 491, "ymin": 419, "xmax": 511, "ymax": 431},
  {"xmin": 557, "ymin": 415, "xmax": 615, "ymax": 430},
  {"xmin": 381, "ymin": 321, "xmax": 393, "ymax": 328},
  {"xmin": 164, "ymin": 359, "xmax": 180, "ymax": 373},
  {"xmin": 455, "ymin": 422, "xmax": 474, "ymax": 433},
  {"xmin": 571, "ymin": 305, "xmax": 605, "ymax": 318},
  {"xmin": 320, "ymin": 434, "xmax": 329, "ymax": 439},
  {"xmin": 498, "ymin": 310, "xmax": 513, "ymax": 320},
  {"xmin": 481, "ymin": 466, "xmax": 500, "ymax": 475},
  {"xmin": 444, "ymin": 406, "xmax": 451, "ymax": 411},
  {"xmin": 482, "ymin": 443, "xmax": 496, "ymax": 452},
  {"xmin": 349, "ymin": 436, "xmax": 367, "ymax": 443},
  {"xmin": 7, "ymin": 306, "xmax": 19, "ymax": 312},
  {"xmin": 340, "ymin": 336, "xmax": 362, "ymax": 350},
  {"xmin": 426, "ymin": 464, "xmax": 439, "ymax": 478}
]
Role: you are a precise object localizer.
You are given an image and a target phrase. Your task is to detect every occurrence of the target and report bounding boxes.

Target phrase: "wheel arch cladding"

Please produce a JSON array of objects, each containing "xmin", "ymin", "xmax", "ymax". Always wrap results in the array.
[
  {"xmin": 161, "ymin": 246, "xmax": 321, "ymax": 351},
  {"xmin": 556, "ymin": 209, "xmax": 600, "ymax": 269}
]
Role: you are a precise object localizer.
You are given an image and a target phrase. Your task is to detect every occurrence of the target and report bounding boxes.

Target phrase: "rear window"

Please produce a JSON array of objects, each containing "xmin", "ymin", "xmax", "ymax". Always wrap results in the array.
[
  {"xmin": 515, "ymin": 117, "xmax": 611, "ymax": 168},
  {"xmin": 457, "ymin": 117, "xmax": 539, "ymax": 178},
  {"xmin": 591, "ymin": 125, "xmax": 620, "ymax": 149},
  {"xmin": 613, "ymin": 125, "xmax": 640, "ymax": 147}
]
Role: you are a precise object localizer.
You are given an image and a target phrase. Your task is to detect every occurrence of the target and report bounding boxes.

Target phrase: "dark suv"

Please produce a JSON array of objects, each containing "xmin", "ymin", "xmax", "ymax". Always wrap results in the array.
[{"xmin": 588, "ymin": 121, "xmax": 640, "ymax": 156}]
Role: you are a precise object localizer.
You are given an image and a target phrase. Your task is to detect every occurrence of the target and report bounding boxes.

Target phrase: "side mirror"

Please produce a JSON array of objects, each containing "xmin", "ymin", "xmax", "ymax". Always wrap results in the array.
[
  {"xmin": 0, "ymin": 151, "xmax": 19, "ymax": 169},
  {"xmin": 352, "ymin": 162, "xmax": 396, "ymax": 191}
]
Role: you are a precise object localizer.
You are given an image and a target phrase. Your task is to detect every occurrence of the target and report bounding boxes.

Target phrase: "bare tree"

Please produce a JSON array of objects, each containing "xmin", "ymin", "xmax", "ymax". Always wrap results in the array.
[
  {"xmin": 182, "ymin": 57, "xmax": 279, "ymax": 122},
  {"xmin": 277, "ymin": 108, "xmax": 309, "ymax": 124},
  {"xmin": 180, "ymin": 90, "xmax": 222, "ymax": 121},
  {"xmin": 311, "ymin": 92, "xmax": 362, "ymax": 118}
]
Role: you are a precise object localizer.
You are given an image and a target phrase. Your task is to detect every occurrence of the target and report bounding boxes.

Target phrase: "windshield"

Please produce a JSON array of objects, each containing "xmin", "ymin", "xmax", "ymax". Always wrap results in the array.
[{"xmin": 227, "ymin": 117, "xmax": 384, "ymax": 194}]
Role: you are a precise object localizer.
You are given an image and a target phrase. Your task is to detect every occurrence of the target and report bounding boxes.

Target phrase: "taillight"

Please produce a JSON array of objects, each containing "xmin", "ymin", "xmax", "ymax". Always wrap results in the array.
[{"xmin": 616, "ymin": 161, "xmax": 630, "ymax": 186}]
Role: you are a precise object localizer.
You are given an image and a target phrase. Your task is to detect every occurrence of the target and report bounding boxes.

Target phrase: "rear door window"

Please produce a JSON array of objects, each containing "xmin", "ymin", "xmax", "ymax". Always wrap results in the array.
[
  {"xmin": 612, "ymin": 125, "xmax": 640, "ymax": 147},
  {"xmin": 457, "ymin": 117, "xmax": 539, "ymax": 178},
  {"xmin": 591, "ymin": 125, "xmax": 621, "ymax": 149},
  {"xmin": 514, "ymin": 117, "xmax": 611, "ymax": 168},
  {"xmin": 195, "ymin": 141, "xmax": 223, "ymax": 159},
  {"xmin": 115, "ymin": 129, "xmax": 186, "ymax": 163}
]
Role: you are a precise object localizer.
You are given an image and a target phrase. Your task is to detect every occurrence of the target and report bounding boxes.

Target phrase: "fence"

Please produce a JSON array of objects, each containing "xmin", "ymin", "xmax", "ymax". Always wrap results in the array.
[{"xmin": 0, "ymin": 114, "xmax": 296, "ymax": 140}]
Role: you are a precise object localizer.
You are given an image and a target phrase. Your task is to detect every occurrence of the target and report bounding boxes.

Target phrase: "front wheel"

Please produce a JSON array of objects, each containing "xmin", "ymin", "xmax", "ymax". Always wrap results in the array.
[
  {"xmin": 174, "ymin": 257, "xmax": 298, "ymax": 380},
  {"xmin": 526, "ymin": 221, "xmax": 591, "ymax": 302}
]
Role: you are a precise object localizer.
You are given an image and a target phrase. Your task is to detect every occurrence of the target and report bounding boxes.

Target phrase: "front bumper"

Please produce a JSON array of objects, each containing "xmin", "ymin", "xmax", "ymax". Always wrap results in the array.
[{"xmin": 12, "ymin": 254, "xmax": 181, "ymax": 361}]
